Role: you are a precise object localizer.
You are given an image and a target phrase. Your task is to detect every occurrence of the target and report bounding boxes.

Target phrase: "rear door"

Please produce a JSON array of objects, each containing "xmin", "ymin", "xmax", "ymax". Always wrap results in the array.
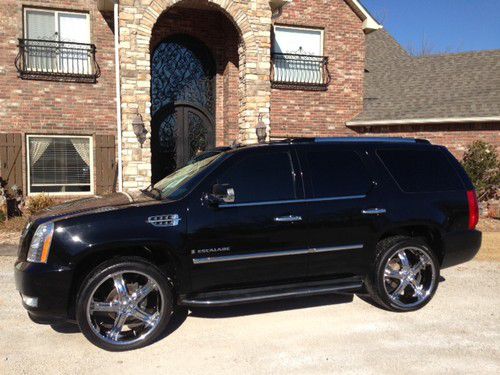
[
  {"xmin": 297, "ymin": 144, "xmax": 385, "ymax": 277},
  {"xmin": 186, "ymin": 146, "xmax": 310, "ymax": 292}
]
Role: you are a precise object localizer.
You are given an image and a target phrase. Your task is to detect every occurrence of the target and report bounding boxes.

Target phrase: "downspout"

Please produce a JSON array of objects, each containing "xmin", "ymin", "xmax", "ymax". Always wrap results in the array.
[{"xmin": 114, "ymin": 0, "xmax": 123, "ymax": 192}]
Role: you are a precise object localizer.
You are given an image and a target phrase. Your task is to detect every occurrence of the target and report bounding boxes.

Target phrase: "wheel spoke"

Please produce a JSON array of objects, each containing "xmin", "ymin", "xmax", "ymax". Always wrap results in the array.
[
  {"xmin": 390, "ymin": 279, "xmax": 408, "ymax": 300},
  {"xmin": 408, "ymin": 279, "xmax": 425, "ymax": 302},
  {"xmin": 130, "ymin": 307, "xmax": 160, "ymax": 327},
  {"xmin": 384, "ymin": 268, "xmax": 403, "ymax": 280},
  {"xmin": 411, "ymin": 256, "xmax": 429, "ymax": 274},
  {"xmin": 131, "ymin": 279, "xmax": 157, "ymax": 304},
  {"xmin": 397, "ymin": 251, "xmax": 410, "ymax": 268},
  {"xmin": 113, "ymin": 274, "xmax": 129, "ymax": 300},
  {"xmin": 90, "ymin": 300, "xmax": 120, "ymax": 313},
  {"xmin": 107, "ymin": 312, "xmax": 128, "ymax": 341}
]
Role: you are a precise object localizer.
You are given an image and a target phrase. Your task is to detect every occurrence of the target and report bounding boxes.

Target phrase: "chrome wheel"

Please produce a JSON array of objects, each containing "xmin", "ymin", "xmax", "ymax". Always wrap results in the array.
[
  {"xmin": 86, "ymin": 270, "xmax": 164, "ymax": 346},
  {"xmin": 383, "ymin": 247, "xmax": 436, "ymax": 308}
]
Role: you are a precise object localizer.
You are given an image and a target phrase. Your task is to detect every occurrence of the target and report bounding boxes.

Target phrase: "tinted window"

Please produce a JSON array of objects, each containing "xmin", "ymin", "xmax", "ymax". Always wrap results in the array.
[
  {"xmin": 377, "ymin": 149, "xmax": 463, "ymax": 192},
  {"xmin": 306, "ymin": 150, "xmax": 371, "ymax": 197},
  {"xmin": 217, "ymin": 152, "xmax": 296, "ymax": 203}
]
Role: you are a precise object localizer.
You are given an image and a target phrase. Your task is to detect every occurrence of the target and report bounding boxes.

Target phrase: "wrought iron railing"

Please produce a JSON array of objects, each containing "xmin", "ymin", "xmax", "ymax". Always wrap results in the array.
[
  {"xmin": 271, "ymin": 53, "xmax": 330, "ymax": 90},
  {"xmin": 15, "ymin": 39, "xmax": 101, "ymax": 83}
]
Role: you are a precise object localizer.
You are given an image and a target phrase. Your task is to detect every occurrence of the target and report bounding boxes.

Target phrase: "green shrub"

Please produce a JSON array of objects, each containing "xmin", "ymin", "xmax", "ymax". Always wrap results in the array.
[
  {"xmin": 26, "ymin": 194, "xmax": 55, "ymax": 216},
  {"xmin": 461, "ymin": 141, "xmax": 500, "ymax": 201}
]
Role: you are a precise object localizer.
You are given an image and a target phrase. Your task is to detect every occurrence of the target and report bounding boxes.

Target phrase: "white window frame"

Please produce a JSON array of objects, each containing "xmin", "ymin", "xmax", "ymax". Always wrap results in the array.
[
  {"xmin": 26, "ymin": 134, "xmax": 95, "ymax": 196},
  {"xmin": 23, "ymin": 7, "xmax": 91, "ymax": 42},
  {"xmin": 272, "ymin": 25, "xmax": 324, "ymax": 56},
  {"xmin": 23, "ymin": 7, "xmax": 91, "ymax": 75}
]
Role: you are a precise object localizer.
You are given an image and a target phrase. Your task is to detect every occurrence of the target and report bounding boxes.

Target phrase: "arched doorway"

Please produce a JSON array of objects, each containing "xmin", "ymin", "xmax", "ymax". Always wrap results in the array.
[{"xmin": 151, "ymin": 35, "xmax": 216, "ymax": 182}]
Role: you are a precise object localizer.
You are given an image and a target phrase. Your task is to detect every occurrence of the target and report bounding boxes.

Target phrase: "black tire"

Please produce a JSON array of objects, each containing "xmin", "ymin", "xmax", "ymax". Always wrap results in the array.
[
  {"xmin": 365, "ymin": 236, "xmax": 440, "ymax": 312},
  {"xmin": 76, "ymin": 257, "xmax": 173, "ymax": 351}
]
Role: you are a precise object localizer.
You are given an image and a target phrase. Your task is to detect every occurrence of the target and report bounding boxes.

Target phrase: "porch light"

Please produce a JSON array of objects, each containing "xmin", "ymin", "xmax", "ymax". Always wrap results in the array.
[
  {"xmin": 132, "ymin": 112, "xmax": 147, "ymax": 147},
  {"xmin": 256, "ymin": 114, "xmax": 267, "ymax": 144}
]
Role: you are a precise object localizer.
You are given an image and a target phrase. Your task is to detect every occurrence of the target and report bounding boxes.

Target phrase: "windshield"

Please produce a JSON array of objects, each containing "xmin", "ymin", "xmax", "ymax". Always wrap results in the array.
[{"xmin": 153, "ymin": 153, "xmax": 222, "ymax": 199}]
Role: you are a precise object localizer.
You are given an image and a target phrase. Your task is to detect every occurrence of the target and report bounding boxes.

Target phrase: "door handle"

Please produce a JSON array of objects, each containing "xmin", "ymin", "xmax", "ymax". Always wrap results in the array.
[
  {"xmin": 362, "ymin": 208, "xmax": 386, "ymax": 215},
  {"xmin": 274, "ymin": 215, "xmax": 303, "ymax": 222}
]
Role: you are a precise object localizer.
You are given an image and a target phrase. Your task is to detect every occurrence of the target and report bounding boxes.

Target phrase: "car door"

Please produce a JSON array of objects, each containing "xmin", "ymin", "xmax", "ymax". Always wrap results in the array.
[
  {"xmin": 296, "ymin": 144, "xmax": 385, "ymax": 278},
  {"xmin": 186, "ymin": 146, "xmax": 310, "ymax": 292}
]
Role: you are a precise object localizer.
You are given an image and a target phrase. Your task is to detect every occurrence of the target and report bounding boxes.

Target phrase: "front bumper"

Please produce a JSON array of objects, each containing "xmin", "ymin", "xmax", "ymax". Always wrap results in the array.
[
  {"xmin": 14, "ymin": 260, "xmax": 74, "ymax": 323},
  {"xmin": 441, "ymin": 230, "xmax": 482, "ymax": 268}
]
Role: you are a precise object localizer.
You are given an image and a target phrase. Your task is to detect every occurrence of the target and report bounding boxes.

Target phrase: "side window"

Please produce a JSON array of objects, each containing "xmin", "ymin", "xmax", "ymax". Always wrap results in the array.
[
  {"xmin": 305, "ymin": 150, "xmax": 371, "ymax": 198},
  {"xmin": 377, "ymin": 148, "xmax": 463, "ymax": 192},
  {"xmin": 217, "ymin": 152, "xmax": 296, "ymax": 203}
]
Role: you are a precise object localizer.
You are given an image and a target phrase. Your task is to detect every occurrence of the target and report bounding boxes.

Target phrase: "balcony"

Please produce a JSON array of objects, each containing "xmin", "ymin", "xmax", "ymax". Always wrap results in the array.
[
  {"xmin": 271, "ymin": 53, "xmax": 331, "ymax": 91},
  {"xmin": 15, "ymin": 39, "xmax": 101, "ymax": 83}
]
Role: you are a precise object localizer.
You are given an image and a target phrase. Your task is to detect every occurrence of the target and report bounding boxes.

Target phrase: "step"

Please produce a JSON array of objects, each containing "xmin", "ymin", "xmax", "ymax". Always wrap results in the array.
[{"xmin": 178, "ymin": 277, "xmax": 363, "ymax": 307}]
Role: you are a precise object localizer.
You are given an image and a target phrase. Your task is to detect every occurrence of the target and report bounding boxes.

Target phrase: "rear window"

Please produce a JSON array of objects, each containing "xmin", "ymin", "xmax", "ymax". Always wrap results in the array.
[
  {"xmin": 306, "ymin": 150, "xmax": 372, "ymax": 198},
  {"xmin": 377, "ymin": 148, "xmax": 463, "ymax": 192}
]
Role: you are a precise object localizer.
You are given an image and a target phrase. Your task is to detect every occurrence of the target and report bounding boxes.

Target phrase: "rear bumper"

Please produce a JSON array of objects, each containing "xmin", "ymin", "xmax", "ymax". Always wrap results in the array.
[
  {"xmin": 14, "ymin": 260, "xmax": 73, "ymax": 323},
  {"xmin": 441, "ymin": 230, "xmax": 482, "ymax": 268}
]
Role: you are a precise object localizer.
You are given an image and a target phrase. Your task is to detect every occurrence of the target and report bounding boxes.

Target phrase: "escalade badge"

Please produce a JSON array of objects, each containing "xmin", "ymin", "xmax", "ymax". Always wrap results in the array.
[
  {"xmin": 191, "ymin": 246, "xmax": 230, "ymax": 255},
  {"xmin": 147, "ymin": 214, "xmax": 181, "ymax": 227}
]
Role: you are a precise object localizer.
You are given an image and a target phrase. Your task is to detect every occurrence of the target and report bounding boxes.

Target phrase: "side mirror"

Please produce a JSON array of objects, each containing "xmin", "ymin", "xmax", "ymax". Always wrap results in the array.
[{"xmin": 206, "ymin": 183, "xmax": 235, "ymax": 206}]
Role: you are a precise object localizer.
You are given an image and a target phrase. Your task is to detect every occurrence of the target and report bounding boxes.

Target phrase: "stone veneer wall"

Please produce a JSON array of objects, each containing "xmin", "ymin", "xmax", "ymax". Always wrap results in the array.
[{"xmin": 118, "ymin": 0, "xmax": 273, "ymax": 192}]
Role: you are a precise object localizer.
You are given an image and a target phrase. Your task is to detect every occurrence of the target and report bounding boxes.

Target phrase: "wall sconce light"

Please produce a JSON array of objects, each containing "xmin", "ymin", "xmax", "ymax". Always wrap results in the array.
[
  {"xmin": 256, "ymin": 114, "xmax": 267, "ymax": 144},
  {"xmin": 132, "ymin": 112, "xmax": 147, "ymax": 147}
]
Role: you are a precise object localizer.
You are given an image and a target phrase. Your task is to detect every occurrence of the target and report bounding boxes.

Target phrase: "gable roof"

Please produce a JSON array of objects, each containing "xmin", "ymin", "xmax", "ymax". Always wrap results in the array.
[
  {"xmin": 344, "ymin": 0, "xmax": 382, "ymax": 33},
  {"xmin": 348, "ymin": 30, "xmax": 500, "ymax": 126}
]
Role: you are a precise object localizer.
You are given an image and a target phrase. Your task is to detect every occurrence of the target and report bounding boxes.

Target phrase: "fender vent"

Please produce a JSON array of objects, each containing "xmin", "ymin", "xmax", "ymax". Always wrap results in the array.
[{"xmin": 147, "ymin": 214, "xmax": 181, "ymax": 227}]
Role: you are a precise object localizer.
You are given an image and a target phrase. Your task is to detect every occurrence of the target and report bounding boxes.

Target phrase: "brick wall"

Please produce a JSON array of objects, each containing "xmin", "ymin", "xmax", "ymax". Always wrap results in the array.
[
  {"xmin": 0, "ymin": 0, "xmax": 116, "ymax": 193},
  {"xmin": 352, "ymin": 122, "xmax": 500, "ymax": 159},
  {"xmin": 270, "ymin": 0, "xmax": 365, "ymax": 138}
]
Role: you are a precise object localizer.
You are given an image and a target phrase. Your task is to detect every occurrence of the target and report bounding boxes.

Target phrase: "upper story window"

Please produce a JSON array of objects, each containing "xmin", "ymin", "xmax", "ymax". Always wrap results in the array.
[
  {"xmin": 271, "ymin": 26, "xmax": 330, "ymax": 90},
  {"xmin": 15, "ymin": 8, "xmax": 100, "ymax": 83}
]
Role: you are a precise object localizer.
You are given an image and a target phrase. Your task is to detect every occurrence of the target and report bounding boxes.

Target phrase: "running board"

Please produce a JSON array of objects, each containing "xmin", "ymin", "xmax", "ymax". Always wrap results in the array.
[{"xmin": 178, "ymin": 278, "xmax": 363, "ymax": 307}]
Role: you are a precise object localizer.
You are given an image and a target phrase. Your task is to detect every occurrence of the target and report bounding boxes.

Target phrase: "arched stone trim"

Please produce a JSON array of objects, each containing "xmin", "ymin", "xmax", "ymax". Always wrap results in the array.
[{"xmin": 118, "ymin": 0, "xmax": 272, "ymax": 191}]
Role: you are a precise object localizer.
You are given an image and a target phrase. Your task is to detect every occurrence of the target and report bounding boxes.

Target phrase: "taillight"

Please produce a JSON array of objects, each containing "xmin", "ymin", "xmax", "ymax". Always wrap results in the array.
[{"xmin": 466, "ymin": 190, "xmax": 479, "ymax": 230}]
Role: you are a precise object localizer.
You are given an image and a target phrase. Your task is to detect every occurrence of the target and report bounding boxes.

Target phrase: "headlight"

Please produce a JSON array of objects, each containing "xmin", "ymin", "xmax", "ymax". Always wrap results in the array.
[{"xmin": 27, "ymin": 222, "xmax": 54, "ymax": 263}]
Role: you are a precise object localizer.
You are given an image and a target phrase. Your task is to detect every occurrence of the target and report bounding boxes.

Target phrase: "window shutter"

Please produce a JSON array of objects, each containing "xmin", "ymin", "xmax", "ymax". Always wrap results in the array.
[
  {"xmin": 94, "ymin": 135, "xmax": 117, "ymax": 195},
  {"xmin": 0, "ymin": 134, "xmax": 23, "ymax": 193}
]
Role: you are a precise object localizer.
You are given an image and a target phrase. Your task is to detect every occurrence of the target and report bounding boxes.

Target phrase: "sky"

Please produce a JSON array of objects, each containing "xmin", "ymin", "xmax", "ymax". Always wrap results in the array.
[{"xmin": 362, "ymin": 0, "xmax": 500, "ymax": 55}]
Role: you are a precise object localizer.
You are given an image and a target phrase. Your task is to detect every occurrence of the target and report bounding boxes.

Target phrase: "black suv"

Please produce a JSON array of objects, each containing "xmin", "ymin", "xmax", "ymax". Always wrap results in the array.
[{"xmin": 15, "ymin": 138, "xmax": 481, "ymax": 350}]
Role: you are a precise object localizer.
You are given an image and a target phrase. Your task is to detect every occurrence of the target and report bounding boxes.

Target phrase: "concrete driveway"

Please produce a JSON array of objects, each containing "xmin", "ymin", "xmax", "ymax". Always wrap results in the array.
[{"xmin": 0, "ymin": 256, "xmax": 498, "ymax": 375}]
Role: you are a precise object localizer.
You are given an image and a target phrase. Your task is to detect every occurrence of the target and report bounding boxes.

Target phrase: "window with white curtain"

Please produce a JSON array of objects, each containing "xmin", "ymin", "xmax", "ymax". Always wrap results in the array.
[
  {"xmin": 27, "ymin": 136, "xmax": 93, "ymax": 194},
  {"xmin": 23, "ymin": 8, "xmax": 91, "ymax": 74},
  {"xmin": 272, "ymin": 26, "xmax": 326, "ymax": 86}
]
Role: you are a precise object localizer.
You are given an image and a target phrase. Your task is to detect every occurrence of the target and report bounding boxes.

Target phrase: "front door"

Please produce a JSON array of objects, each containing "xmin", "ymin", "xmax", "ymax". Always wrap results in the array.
[
  {"xmin": 151, "ymin": 35, "xmax": 216, "ymax": 183},
  {"xmin": 186, "ymin": 147, "xmax": 311, "ymax": 292},
  {"xmin": 173, "ymin": 103, "xmax": 215, "ymax": 168}
]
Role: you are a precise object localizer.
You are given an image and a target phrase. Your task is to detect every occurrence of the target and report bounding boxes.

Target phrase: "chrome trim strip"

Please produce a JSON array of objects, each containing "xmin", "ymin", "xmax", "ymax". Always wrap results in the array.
[
  {"xmin": 314, "ymin": 244, "xmax": 364, "ymax": 253},
  {"xmin": 219, "ymin": 195, "xmax": 366, "ymax": 208},
  {"xmin": 192, "ymin": 244, "xmax": 363, "ymax": 264},
  {"xmin": 193, "ymin": 248, "xmax": 311, "ymax": 264},
  {"xmin": 361, "ymin": 208, "xmax": 386, "ymax": 215}
]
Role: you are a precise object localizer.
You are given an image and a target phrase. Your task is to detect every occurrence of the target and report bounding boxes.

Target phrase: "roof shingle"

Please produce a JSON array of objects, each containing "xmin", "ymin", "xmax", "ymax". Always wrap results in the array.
[{"xmin": 349, "ymin": 30, "xmax": 500, "ymax": 125}]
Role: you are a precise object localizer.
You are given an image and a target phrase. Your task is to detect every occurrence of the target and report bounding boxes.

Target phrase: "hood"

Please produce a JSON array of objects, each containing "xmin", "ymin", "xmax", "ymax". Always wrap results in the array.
[{"xmin": 32, "ymin": 192, "xmax": 158, "ymax": 221}]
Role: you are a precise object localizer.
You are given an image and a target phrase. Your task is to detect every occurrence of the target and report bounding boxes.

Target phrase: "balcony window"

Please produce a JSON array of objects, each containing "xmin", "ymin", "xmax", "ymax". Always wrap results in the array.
[
  {"xmin": 15, "ymin": 8, "xmax": 100, "ymax": 82},
  {"xmin": 272, "ymin": 26, "xmax": 330, "ymax": 90},
  {"xmin": 27, "ymin": 135, "xmax": 94, "ymax": 195}
]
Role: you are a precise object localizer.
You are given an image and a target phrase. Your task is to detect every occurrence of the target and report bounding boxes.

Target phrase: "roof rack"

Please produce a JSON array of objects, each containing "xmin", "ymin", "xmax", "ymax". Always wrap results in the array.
[{"xmin": 281, "ymin": 137, "xmax": 430, "ymax": 144}]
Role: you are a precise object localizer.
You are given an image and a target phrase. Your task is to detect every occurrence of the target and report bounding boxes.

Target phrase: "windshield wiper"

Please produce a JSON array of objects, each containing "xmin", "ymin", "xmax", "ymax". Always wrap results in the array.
[{"xmin": 140, "ymin": 185, "xmax": 162, "ymax": 200}]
